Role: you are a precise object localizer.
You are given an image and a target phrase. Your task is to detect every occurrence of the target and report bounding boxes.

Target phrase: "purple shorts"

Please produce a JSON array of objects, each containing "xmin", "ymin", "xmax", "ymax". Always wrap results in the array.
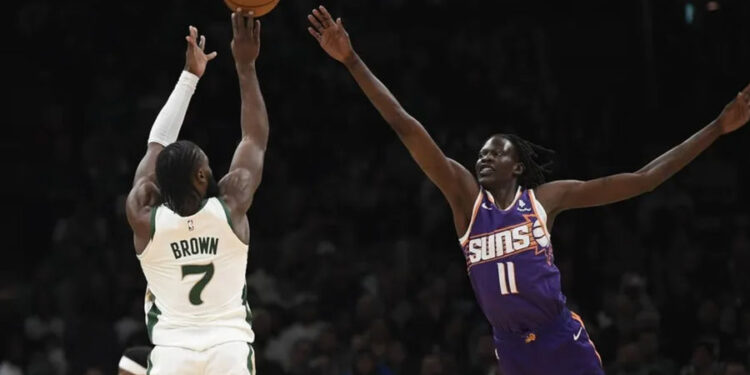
[{"xmin": 492, "ymin": 308, "xmax": 604, "ymax": 375}]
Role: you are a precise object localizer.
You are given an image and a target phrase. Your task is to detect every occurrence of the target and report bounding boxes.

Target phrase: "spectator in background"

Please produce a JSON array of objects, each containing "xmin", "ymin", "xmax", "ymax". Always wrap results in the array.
[
  {"xmin": 467, "ymin": 333, "xmax": 498, "ymax": 375},
  {"xmin": 680, "ymin": 341, "xmax": 723, "ymax": 375},
  {"xmin": 420, "ymin": 354, "xmax": 443, "ymax": 375},
  {"xmin": 348, "ymin": 350, "xmax": 377, "ymax": 375},
  {"xmin": 609, "ymin": 342, "xmax": 646, "ymax": 375},
  {"xmin": 724, "ymin": 361, "xmax": 748, "ymax": 375},
  {"xmin": 638, "ymin": 330, "xmax": 676, "ymax": 375}
]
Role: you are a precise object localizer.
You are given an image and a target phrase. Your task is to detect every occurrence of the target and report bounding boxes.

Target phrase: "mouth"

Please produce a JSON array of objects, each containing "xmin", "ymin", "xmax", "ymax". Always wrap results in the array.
[{"xmin": 478, "ymin": 165, "xmax": 494, "ymax": 177}]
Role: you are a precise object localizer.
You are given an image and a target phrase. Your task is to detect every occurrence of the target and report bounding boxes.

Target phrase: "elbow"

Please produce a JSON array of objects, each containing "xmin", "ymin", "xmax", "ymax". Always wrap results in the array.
[{"xmin": 634, "ymin": 171, "xmax": 659, "ymax": 193}]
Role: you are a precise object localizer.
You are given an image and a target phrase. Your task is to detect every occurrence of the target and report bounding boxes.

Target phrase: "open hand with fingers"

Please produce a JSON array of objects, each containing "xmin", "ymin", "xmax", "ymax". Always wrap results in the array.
[
  {"xmin": 231, "ymin": 9, "xmax": 262, "ymax": 72},
  {"xmin": 716, "ymin": 82, "xmax": 750, "ymax": 134},
  {"xmin": 184, "ymin": 26, "xmax": 217, "ymax": 78},
  {"xmin": 307, "ymin": 5, "xmax": 357, "ymax": 65}
]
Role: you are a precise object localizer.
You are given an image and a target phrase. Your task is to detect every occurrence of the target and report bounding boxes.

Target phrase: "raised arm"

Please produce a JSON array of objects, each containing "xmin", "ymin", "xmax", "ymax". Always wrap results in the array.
[
  {"xmin": 126, "ymin": 26, "xmax": 216, "ymax": 251},
  {"xmin": 307, "ymin": 6, "xmax": 479, "ymax": 234},
  {"xmin": 219, "ymin": 10, "xmax": 269, "ymax": 224},
  {"xmin": 536, "ymin": 83, "xmax": 750, "ymax": 223}
]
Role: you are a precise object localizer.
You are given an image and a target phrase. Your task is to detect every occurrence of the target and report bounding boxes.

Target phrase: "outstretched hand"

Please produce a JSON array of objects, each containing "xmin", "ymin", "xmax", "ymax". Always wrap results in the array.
[
  {"xmin": 307, "ymin": 5, "xmax": 356, "ymax": 65},
  {"xmin": 716, "ymin": 82, "xmax": 750, "ymax": 134},
  {"xmin": 231, "ymin": 9, "xmax": 261, "ymax": 72},
  {"xmin": 184, "ymin": 26, "xmax": 217, "ymax": 78}
]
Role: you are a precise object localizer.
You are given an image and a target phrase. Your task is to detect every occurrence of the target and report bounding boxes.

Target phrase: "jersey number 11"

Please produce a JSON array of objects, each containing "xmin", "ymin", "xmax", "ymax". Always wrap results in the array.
[{"xmin": 497, "ymin": 262, "xmax": 518, "ymax": 295}]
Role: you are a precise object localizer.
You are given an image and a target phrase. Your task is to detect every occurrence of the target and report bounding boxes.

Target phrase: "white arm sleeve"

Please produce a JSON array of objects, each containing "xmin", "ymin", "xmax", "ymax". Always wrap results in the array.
[{"xmin": 147, "ymin": 70, "xmax": 200, "ymax": 146}]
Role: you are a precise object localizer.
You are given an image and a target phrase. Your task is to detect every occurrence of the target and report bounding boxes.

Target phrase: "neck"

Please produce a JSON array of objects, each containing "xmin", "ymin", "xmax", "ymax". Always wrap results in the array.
[
  {"xmin": 489, "ymin": 183, "xmax": 519, "ymax": 209},
  {"xmin": 175, "ymin": 195, "xmax": 205, "ymax": 216}
]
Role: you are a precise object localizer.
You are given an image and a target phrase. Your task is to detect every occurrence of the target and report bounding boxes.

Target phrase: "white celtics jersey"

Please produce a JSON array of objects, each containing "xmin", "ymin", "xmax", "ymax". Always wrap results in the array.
[{"xmin": 137, "ymin": 197, "xmax": 255, "ymax": 351}]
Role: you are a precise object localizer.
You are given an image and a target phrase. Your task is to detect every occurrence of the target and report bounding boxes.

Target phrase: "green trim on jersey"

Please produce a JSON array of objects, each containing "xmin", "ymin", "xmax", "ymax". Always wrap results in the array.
[
  {"xmin": 147, "ymin": 355, "xmax": 153, "ymax": 375},
  {"xmin": 217, "ymin": 198, "xmax": 233, "ymax": 227},
  {"xmin": 242, "ymin": 284, "xmax": 254, "ymax": 326},
  {"xmin": 146, "ymin": 299, "xmax": 162, "ymax": 341},
  {"xmin": 247, "ymin": 343, "xmax": 255, "ymax": 375},
  {"xmin": 149, "ymin": 206, "xmax": 157, "ymax": 239}
]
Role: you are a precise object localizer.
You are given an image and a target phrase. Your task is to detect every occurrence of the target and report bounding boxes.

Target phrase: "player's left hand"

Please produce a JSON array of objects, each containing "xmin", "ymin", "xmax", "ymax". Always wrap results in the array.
[
  {"xmin": 307, "ymin": 6, "xmax": 356, "ymax": 66},
  {"xmin": 716, "ymin": 83, "xmax": 750, "ymax": 134},
  {"xmin": 184, "ymin": 25, "xmax": 218, "ymax": 78},
  {"xmin": 231, "ymin": 10, "xmax": 261, "ymax": 71}
]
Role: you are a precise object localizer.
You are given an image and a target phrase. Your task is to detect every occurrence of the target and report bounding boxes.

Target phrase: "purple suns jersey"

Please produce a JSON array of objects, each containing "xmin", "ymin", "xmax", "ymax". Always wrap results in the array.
[{"xmin": 459, "ymin": 187, "xmax": 565, "ymax": 332}]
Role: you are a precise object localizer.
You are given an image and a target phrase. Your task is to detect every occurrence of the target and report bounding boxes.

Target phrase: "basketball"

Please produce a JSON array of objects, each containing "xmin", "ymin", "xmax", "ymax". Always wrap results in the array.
[{"xmin": 224, "ymin": 0, "xmax": 280, "ymax": 17}]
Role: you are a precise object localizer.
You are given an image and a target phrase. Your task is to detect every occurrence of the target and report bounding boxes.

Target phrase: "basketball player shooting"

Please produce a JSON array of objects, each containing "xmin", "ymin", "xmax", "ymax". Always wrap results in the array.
[
  {"xmin": 307, "ymin": 5, "xmax": 750, "ymax": 374},
  {"xmin": 125, "ymin": 10, "xmax": 267, "ymax": 374}
]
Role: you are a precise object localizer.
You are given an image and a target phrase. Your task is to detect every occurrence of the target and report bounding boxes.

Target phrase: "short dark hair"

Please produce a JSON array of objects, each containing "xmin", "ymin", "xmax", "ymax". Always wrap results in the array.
[
  {"xmin": 494, "ymin": 134, "xmax": 555, "ymax": 189},
  {"xmin": 155, "ymin": 140, "xmax": 204, "ymax": 216}
]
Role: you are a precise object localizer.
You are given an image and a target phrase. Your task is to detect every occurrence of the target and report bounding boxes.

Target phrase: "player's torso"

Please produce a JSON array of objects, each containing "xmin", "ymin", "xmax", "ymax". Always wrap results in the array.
[
  {"xmin": 138, "ymin": 197, "xmax": 254, "ymax": 350},
  {"xmin": 459, "ymin": 188, "xmax": 565, "ymax": 332}
]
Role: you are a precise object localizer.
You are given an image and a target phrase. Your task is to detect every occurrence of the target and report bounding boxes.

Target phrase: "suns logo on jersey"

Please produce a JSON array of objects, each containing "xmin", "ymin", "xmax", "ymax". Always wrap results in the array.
[
  {"xmin": 532, "ymin": 220, "xmax": 549, "ymax": 247},
  {"xmin": 466, "ymin": 218, "xmax": 549, "ymax": 266}
]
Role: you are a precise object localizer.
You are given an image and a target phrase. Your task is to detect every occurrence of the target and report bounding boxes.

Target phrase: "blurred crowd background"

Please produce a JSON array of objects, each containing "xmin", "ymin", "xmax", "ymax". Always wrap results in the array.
[{"xmin": 4, "ymin": 0, "xmax": 750, "ymax": 374}]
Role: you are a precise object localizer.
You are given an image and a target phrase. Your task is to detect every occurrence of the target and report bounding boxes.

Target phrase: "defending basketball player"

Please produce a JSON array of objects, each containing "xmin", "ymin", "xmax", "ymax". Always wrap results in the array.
[
  {"xmin": 118, "ymin": 346, "xmax": 152, "ymax": 375},
  {"xmin": 125, "ymin": 10, "xmax": 268, "ymax": 374},
  {"xmin": 307, "ymin": 6, "xmax": 750, "ymax": 374}
]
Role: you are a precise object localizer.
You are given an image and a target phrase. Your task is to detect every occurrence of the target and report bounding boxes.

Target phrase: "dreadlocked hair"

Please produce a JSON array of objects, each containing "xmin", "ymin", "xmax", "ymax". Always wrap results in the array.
[
  {"xmin": 155, "ymin": 140, "xmax": 204, "ymax": 216},
  {"xmin": 495, "ymin": 134, "xmax": 555, "ymax": 189}
]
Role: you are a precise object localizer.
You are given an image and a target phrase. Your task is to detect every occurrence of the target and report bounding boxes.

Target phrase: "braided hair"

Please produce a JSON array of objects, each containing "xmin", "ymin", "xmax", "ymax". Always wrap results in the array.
[
  {"xmin": 494, "ymin": 134, "xmax": 555, "ymax": 189},
  {"xmin": 155, "ymin": 140, "xmax": 204, "ymax": 216}
]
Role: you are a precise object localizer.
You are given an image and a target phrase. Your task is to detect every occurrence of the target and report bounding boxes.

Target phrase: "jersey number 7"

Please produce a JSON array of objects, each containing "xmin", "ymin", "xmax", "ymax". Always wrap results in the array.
[{"xmin": 182, "ymin": 263, "xmax": 215, "ymax": 305}]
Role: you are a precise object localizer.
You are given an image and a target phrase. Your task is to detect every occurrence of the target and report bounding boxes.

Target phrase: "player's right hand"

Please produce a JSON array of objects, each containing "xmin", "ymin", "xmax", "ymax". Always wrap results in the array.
[
  {"xmin": 231, "ymin": 10, "xmax": 261, "ymax": 71},
  {"xmin": 307, "ymin": 6, "xmax": 356, "ymax": 65},
  {"xmin": 184, "ymin": 26, "xmax": 218, "ymax": 78}
]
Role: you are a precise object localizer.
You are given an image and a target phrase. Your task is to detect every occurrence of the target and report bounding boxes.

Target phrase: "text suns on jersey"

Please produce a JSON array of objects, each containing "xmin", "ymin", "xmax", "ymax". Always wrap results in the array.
[{"xmin": 466, "ymin": 219, "xmax": 549, "ymax": 265}]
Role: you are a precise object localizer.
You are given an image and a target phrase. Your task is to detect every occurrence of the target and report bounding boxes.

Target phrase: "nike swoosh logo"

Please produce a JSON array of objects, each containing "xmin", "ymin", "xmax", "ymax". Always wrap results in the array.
[
  {"xmin": 481, "ymin": 203, "xmax": 493, "ymax": 210},
  {"xmin": 573, "ymin": 326, "xmax": 583, "ymax": 341}
]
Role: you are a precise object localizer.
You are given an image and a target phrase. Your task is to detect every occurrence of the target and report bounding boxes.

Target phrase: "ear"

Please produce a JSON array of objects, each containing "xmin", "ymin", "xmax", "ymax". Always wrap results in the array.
[
  {"xmin": 196, "ymin": 167, "xmax": 208, "ymax": 183},
  {"xmin": 513, "ymin": 162, "xmax": 525, "ymax": 177}
]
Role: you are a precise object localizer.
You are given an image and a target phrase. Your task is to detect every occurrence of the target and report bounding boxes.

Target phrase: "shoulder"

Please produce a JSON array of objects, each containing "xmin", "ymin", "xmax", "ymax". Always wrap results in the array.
[
  {"xmin": 219, "ymin": 168, "xmax": 254, "ymax": 212},
  {"xmin": 126, "ymin": 179, "xmax": 160, "ymax": 229},
  {"xmin": 219, "ymin": 168, "xmax": 253, "ymax": 196},
  {"xmin": 532, "ymin": 180, "xmax": 577, "ymax": 216},
  {"xmin": 445, "ymin": 159, "xmax": 481, "ymax": 205},
  {"xmin": 126, "ymin": 180, "xmax": 161, "ymax": 253},
  {"xmin": 131, "ymin": 178, "xmax": 160, "ymax": 201}
]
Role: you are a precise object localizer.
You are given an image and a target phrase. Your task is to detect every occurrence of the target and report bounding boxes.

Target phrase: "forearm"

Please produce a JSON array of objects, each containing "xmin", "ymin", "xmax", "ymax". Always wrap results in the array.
[
  {"xmin": 543, "ymin": 121, "xmax": 723, "ymax": 212},
  {"xmin": 133, "ymin": 71, "xmax": 197, "ymax": 185},
  {"xmin": 236, "ymin": 65, "xmax": 269, "ymax": 147},
  {"xmin": 637, "ymin": 121, "xmax": 722, "ymax": 188},
  {"xmin": 344, "ymin": 55, "xmax": 414, "ymax": 134},
  {"xmin": 343, "ymin": 54, "xmax": 474, "ymax": 205},
  {"xmin": 148, "ymin": 70, "xmax": 199, "ymax": 146}
]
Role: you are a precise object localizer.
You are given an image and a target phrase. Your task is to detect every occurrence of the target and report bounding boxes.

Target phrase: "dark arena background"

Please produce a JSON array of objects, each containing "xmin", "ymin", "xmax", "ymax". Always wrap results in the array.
[{"xmin": 4, "ymin": 0, "xmax": 750, "ymax": 374}]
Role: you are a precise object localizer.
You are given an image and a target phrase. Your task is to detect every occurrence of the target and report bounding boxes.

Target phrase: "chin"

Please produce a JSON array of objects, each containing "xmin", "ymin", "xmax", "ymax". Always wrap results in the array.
[{"xmin": 477, "ymin": 176, "xmax": 493, "ymax": 188}]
